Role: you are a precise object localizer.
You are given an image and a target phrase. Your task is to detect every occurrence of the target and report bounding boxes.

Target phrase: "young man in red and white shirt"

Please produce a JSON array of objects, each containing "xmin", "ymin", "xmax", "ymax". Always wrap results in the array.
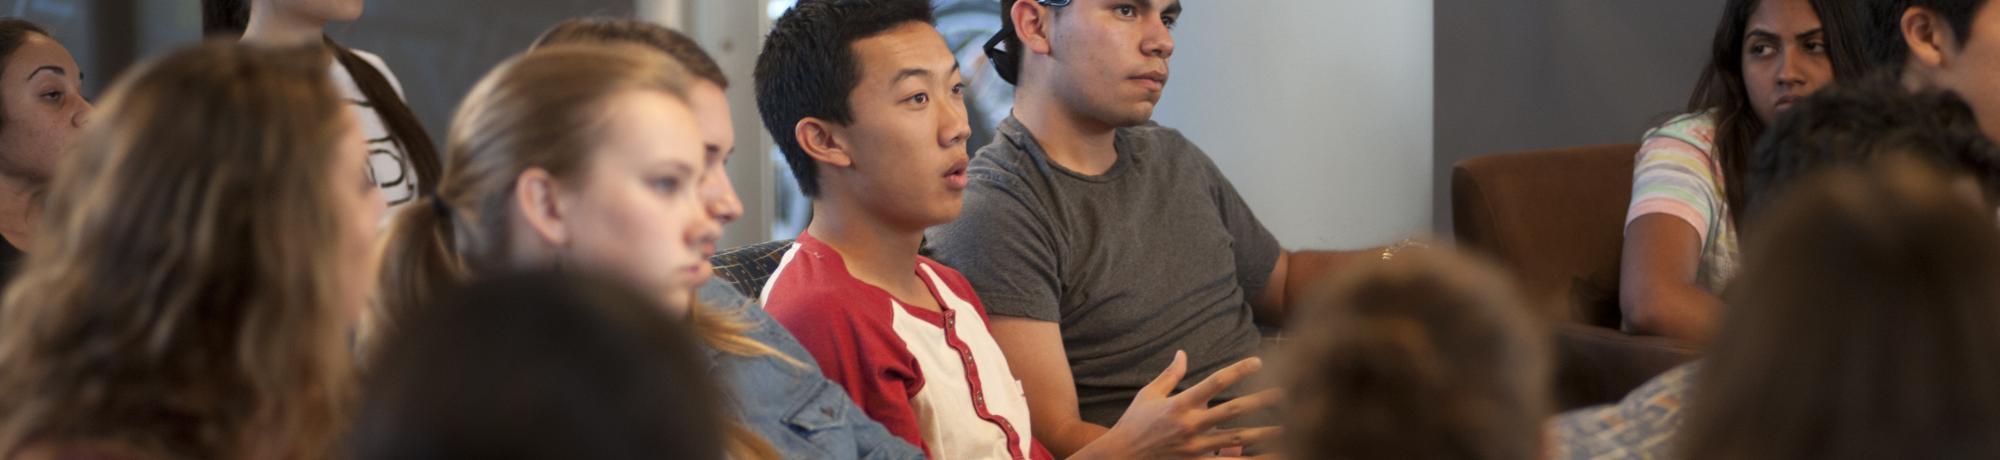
[{"xmin": 752, "ymin": 1, "xmax": 1278, "ymax": 459}]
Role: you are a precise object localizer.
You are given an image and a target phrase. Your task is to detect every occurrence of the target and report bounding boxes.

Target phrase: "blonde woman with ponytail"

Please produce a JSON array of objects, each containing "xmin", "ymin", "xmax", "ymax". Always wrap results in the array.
[
  {"xmin": 377, "ymin": 42, "xmax": 922, "ymax": 460},
  {"xmin": 531, "ymin": 16, "xmax": 799, "ymax": 370}
]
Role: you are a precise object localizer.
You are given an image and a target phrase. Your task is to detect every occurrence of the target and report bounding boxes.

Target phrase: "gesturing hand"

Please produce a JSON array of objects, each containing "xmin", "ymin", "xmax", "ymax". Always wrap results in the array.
[{"xmin": 1092, "ymin": 350, "xmax": 1283, "ymax": 459}]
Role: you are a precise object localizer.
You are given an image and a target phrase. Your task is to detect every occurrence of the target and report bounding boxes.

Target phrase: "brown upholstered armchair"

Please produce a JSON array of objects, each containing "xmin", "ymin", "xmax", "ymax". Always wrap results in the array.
[{"xmin": 1451, "ymin": 143, "xmax": 1700, "ymax": 410}]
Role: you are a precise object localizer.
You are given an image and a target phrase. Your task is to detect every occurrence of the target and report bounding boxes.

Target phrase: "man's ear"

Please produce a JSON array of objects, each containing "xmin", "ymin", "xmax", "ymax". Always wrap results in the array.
[
  {"xmin": 1013, "ymin": 0, "xmax": 1055, "ymax": 56},
  {"xmin": 513, "ymin": 167, "xmax": 570, "ymax": 248},
  {"xmin": 796, "ymin": 116, "xmax": 854, "ymax": 169},
  {"xmin": 1904, "ymin": 8, "xmax": 1959, "ymax": 73}
]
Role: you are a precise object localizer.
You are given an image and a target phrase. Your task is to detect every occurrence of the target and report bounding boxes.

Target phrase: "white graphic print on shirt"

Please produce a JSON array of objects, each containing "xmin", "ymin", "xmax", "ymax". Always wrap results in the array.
[{"xmin": 331, "ymin": 49, "xmax": 420, "ymax": 208}]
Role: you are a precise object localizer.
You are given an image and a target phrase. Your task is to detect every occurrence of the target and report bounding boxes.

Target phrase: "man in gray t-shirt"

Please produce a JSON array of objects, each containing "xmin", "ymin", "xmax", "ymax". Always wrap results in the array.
[
  {"xmin": 927, "ymin": 0, "xmax": 1377, "ymax": 456},
  {"xmin": 929, "ymin": 116, "xmax": 1283, "ymax": 425}
]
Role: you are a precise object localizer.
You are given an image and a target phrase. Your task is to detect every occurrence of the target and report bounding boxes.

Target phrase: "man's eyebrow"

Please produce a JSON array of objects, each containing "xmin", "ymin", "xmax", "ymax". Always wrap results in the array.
[{"xmin": 888, "ymin": 68, "xmax": 933, "ymax": 88}]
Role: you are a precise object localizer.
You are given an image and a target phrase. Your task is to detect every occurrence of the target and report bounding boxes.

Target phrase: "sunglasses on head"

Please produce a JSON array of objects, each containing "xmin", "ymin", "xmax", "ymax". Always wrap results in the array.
[{"xmin": 983, "ymin": 0, "xmax": 1070, "ymax": 75}]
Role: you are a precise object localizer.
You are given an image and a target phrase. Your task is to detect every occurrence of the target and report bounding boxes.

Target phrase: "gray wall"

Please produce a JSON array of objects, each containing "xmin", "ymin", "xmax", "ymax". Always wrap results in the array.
[
  {"xmin": 43, "ymin": 0, "xmax": 1740, "ymax": 245},
  {"xmin": 683, "ymin": 0, "xmax": 779, "ymax": 247},
  {"xmin": 328, "ymin": 0, "xmax": 636, "ymax": 147},
  {"xmin": 1155, "ymin": 0, "xmax": 1433, "ymax": 248},
  {"xmin": 109, "ymin": 0, "xmax": 771, "ymax": 247},
  {"xmin": 74, "ymin": 0, "xmax": 636, "ymax": 148},
  {"xmin": 1433, "ymin": 0, "xmax": 1727, "ymax": 231},
  {"xmin": 2, "ymin": 0, "xmax": 111, "ymax": 97}
]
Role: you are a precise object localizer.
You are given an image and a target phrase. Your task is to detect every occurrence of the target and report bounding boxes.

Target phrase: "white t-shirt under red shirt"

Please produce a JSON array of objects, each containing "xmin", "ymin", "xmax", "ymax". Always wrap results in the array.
[{"xmin": 762, "ymin": 232, "xmax": 1053, "ymax": 460}]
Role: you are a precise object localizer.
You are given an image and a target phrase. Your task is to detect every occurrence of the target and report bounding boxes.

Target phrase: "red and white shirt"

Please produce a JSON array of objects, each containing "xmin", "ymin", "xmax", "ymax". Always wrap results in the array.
[{"xmin": 762, "ymin": 232, "xmax": 1053, "ymax": 460}]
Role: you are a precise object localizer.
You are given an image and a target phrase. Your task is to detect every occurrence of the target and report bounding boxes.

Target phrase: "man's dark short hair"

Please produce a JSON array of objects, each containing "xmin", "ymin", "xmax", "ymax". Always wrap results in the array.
[
  {"xmin": 1747, "ymin": 81, "xmax": 2000, "ymax": 218},
  {"xmin": 1864, "ymin": 0, "xmax": 1993, "ymax": 72},
  {"xmin": 754, "ymin": 0, "xmax": 935, "ymax": 197}
]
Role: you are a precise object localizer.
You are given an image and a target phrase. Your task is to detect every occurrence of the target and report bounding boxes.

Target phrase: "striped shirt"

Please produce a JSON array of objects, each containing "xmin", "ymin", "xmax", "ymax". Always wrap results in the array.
[
  {"xmin": 1547, "ymin": 363, "xmax": 1700, "ymax": 459},
  {"xmin": 762, "ymin": 232, "xmax": 1052, "ymax": 460},
  {"xmin": 1625, "ymin": 113, "xmax": 1739, "ymax": 294}
]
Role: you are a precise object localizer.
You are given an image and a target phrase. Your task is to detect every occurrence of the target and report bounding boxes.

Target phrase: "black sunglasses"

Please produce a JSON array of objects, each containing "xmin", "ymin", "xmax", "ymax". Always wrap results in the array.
[{"xmin": 983, "ymin": 0, "xmax": 1071, "ymax": 70}]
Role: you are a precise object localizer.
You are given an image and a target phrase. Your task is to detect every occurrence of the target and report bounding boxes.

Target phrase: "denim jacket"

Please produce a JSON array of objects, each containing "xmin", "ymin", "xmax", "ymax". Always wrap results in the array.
[{"xmin": 698, "ymin": 280, "xmax": 926, "ymax": 459}]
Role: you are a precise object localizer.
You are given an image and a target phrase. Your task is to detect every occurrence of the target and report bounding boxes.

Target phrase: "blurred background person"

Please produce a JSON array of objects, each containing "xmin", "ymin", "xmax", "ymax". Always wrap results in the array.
[
  {"xmin": 0, "ymin": 42, "xmax": 380, "ymax": 459},
  {"xmin": 1280, "ymin": 248, "xmax": 1551, "ymax": 460},
  {"xmin": 351, "ymin": 271, "xmax": 726, "ymax": 460}
]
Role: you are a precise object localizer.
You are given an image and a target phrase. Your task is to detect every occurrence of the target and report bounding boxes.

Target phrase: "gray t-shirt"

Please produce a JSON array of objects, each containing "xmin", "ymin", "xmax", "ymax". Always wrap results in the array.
[{"xmin": 925, "ymin": 116, "xmax": 1282, "ymax": 426}]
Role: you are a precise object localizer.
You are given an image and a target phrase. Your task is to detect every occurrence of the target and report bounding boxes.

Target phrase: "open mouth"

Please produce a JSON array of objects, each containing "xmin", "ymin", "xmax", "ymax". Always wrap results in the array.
[{"xmin": 944, "ymin": 160, "xmax": 969, "ymax": 191}]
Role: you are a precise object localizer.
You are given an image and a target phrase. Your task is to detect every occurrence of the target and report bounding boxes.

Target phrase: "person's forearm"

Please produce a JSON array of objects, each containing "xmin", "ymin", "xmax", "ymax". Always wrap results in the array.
[
  {"xmin": 1261, "ymin": 249, "xmax": 1373, "ymax": 326},
  {"xmin": 1623, "ymin": 283, "xmax": 1721, "ymax": 344},
  {"xmin": 1284, "ymin": 249, "xmax": 1370, "ymax": 299},
  {"xmin": 1040, "ymin": 418, "xmax": 1111, "ymax": 459},
  {"xmin": 1619, "ymin": 215, "xmax": 1718, "ymax": 344}
]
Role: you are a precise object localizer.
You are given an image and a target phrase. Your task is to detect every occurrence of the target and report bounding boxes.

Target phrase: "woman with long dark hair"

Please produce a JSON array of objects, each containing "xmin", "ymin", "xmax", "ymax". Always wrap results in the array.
[
  {"xmin": 1616, "ymin": 0, "xmax": 1868, "ymax": 343},
  {"xmin": 1552, "ymin": 82, "xmax": 2000, "ymax": 460},
  {"xmin": 203, "ymin": 0, "xmax": 440, "ymax": 212}
]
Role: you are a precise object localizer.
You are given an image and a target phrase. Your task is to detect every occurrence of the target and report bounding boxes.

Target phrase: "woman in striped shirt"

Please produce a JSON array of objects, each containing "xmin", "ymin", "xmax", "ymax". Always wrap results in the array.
[{"xmin": 1617, "ymin": 0, "xmax": 1869, "ymax": 343}]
